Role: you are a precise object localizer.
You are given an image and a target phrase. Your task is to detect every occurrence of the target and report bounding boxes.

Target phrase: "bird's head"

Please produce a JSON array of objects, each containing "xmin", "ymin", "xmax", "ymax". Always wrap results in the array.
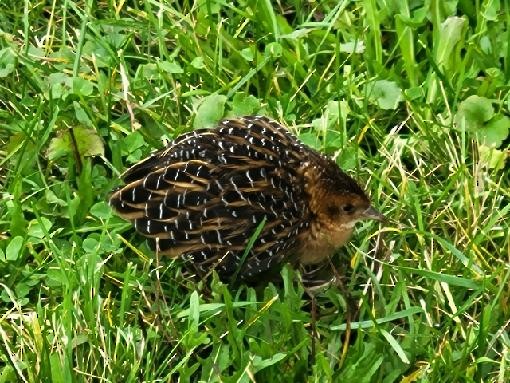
[
  {"xmin": 321, "ymin": 192, "xmax": 384, "ymax": 229},
  {"xmin": 304, "ymin": 154, "xmax": 384, "ymax": 228}
]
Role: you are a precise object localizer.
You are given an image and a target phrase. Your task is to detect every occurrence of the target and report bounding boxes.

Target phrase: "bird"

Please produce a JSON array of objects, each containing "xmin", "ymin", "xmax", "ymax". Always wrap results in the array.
[{"xmin": 109, "ymin": 115, "xmax": 384, "ymax": 283}]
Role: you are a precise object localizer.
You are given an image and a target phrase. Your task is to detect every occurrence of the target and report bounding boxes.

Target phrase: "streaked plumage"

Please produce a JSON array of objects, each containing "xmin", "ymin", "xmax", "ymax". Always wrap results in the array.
[{"xmin": 109, "ymin": 116, "xmax": 383, "ymax": 282}]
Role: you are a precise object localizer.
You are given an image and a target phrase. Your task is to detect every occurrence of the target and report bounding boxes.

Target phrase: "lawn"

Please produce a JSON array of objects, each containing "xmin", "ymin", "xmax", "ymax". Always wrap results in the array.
[{"xmin": 0, "ymin": 1, "xmax": 509, "ymax": 382}]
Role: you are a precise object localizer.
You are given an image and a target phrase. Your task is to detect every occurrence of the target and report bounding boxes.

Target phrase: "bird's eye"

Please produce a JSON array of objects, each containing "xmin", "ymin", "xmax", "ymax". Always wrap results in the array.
[{"xmin": 342, "ymin": 204, "xmax": 355, "ymax": 214}]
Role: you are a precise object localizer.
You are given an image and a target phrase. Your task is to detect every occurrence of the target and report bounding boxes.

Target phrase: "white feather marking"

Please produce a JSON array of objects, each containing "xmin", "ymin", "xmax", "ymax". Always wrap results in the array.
[{"xmin": 246, "ymin": 171, "xmax": 253, "ymax": 187}]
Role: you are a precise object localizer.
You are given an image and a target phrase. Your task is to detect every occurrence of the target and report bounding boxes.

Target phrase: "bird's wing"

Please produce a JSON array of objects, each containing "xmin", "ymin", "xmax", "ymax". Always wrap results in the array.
[{"xmin": 109, "ymin": 116, "xmax": 310, "ymax": 280}]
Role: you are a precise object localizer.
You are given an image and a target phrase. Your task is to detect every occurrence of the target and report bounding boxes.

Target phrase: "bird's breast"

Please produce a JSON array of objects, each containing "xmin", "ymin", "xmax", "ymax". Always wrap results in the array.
[{"xmin": 295, "ymin": 220, "xmax": 354, "ymax": 265}]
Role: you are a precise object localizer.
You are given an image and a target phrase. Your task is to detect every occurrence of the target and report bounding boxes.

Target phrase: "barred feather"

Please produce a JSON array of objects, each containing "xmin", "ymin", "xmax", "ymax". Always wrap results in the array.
[{"xmin": 110, "ymin": 116, "xmax": 383, "ymax": 281}]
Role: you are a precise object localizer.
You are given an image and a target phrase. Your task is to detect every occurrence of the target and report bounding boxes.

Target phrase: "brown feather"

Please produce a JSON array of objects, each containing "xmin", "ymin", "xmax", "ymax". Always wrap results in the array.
[{"xmin": 110, "ymin": 116, "xmax": 382, "ymax": 281}]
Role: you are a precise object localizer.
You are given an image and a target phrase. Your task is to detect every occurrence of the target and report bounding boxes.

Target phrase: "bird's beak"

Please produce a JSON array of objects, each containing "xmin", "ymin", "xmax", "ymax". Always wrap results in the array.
[{"xmin": 362, "ymin": 206, "xmax": 385, "ymax": 222}]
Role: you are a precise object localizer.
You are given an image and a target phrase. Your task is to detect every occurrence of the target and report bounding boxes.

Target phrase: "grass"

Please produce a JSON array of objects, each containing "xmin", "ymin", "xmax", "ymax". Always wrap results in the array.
[{"xmin": 0, "ymin": 0, "xmax": 509, "ymax": 381}]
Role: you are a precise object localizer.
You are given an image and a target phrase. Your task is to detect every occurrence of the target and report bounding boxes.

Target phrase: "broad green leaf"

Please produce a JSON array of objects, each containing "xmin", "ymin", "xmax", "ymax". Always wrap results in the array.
[
  {"xmin": 482, "ymin": 0, "xmax": 499, "ymax": 21},
  {"xmin": 455, "ymin": 95, "xmax": 494, "ymax": 131},
  {"xmin": 0, "ymin": 47, "xmax": 16, "ymax": 77},
  {"xmin": 337, "ymin": 145, "xmax": 358, "ymax": 170},
  {"xmin": 264, "ymin": 42, "xmax": 283, "ymax": 58},
  {"xmin": 81, "ymin": 40, "xmax": 110, "ymax": 68},
  {"xmin": 339, "ymin": 40, "xmax": 365, "ymax": 54},
  {"xmin": 311, "ymin": 100, "xmax": 342, "ymax": 131},
  {"xmin": 137, "ymin": 63, "xmax": 159, "ymax": 78},
  {"xmin": 45, "ymin": 268, "xmax": 67, "ymax": 287},
  {"xmin": 193, "ymin": 94, "xmax": 227, "ymax": 129},
  {"xmin": 74, "ymin": 127, "xmax": 104, "ymax": 157},
  {"xmin": 405, "ymin": 87, "xmax": 425, "ymax": 100},
  {"xmin": 252, "ymin": 353, "xmax": 287, "ymax": 371},
  {"xmin": 6, "ymin": 236, "xmax": 24, "ymax": 261},
  {"xmin": 298, "ymin": 131, "xmax": 321, "ymax": 150},
  {"xmin": 28, "ymin": 218, "xmax": 53, "ymax": 239},
  {"xmin": 83, "ymin": 237, "xmax": 99, "ymax": 253},
  {"xmin": 231, "ymin": 93, "xmax": 261, "ymax": 116},
  {"xmin": 368, "ymin": 80, "xmax": 403, "ymax": 110},
  {"xmin": 477, "ymin": 116, "xmax": 510, "ymax": 147},
  {"xmin": 159, "ymin": 60, "xmax": 184, "ymax": 74},
  {"xmin": 479, "ymin": 145, "xmax": 508, "ymax": 170},
  {"xmin": 90, "ymin": 201, "xmax": 113, "ymax": 220},
  {"xmin": 47, "ymin": 127, "xmax": 105, "ymax": 161},
  {"xmin": 73, "ymin": 101, "xmax": 93, "ymax": 128},
  {"xmin": 46, "ymin": 131, "xmax": 70, "ymax": 161},
  {"xmin": 190, "ymin": 57, "xmax": 205, "ymax": 69},
  {"xmin": 323, "ymin": 130, "xmax": 343, "ymax": 153},
  {"xmin": 240, "ymin": 47, "xmax": 254, "ymax": 62},
  {"xmin": 121, "ymin": 131, "xmax": 147, "ymax": 163},
  {"xmin": 45, "ymin": 189, "xmax": 66, "ymax": 207},
  {"xmin": 72, "ymin": 77, "xmax": 94, "ymax": 97},
  {"xmin": 436, "ymin": 17, "xmax": 466, "ymax": 67},
  {"xmin": 46, "ymin": 72, "xmax": 74, "ymax": 100}
]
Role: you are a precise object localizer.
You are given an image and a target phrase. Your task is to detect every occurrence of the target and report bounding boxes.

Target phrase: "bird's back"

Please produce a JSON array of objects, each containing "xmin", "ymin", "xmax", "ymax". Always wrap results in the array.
[{"xmin": 110, "ymin": 116, "xmax": 312, "ymax": 280}]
